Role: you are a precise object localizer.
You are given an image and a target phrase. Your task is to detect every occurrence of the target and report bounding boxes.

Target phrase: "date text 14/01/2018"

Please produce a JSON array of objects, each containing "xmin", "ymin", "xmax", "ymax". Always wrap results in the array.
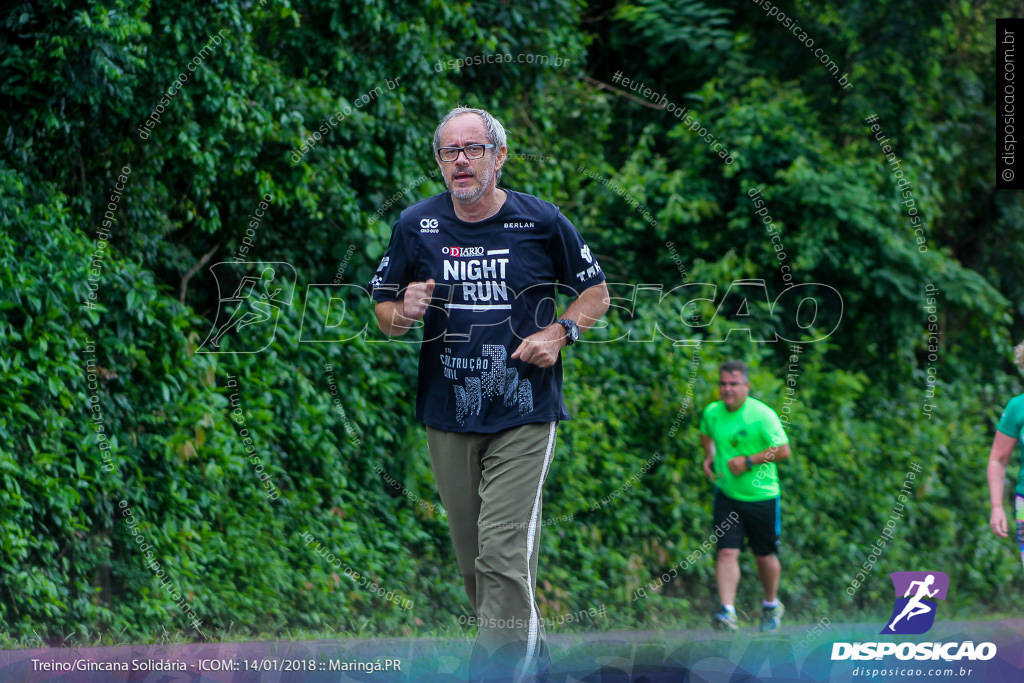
[{"xmin": 197, "ymin": 658, "xmax": 402, "ymax": 672}]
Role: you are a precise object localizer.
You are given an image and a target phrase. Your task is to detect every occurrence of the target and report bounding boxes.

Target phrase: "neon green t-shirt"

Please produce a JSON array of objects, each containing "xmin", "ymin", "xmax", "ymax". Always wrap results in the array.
[
  {"xmin": 996, "ymin": 394, "xmax": 1024, "ymax": 497},
  {"xmin": 699, "ymin": 397, "xmax": 789, "ymax": 501}
]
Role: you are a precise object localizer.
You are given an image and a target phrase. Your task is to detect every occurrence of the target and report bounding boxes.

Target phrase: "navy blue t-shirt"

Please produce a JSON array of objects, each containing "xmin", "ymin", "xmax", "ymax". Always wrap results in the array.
[{"xmin": 370, "ymin": 190, "xmax": 605, "ymax": 433}]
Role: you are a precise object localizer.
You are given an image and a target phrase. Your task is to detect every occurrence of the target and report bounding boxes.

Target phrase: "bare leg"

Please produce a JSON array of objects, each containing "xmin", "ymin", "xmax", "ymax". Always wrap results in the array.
[
  {"xmin": 716, "ymin": 548, "xmax": 741, "ymax": 605},
  {"xmin": 754, "ymin": 553, "xmax": 780, "ymax": 602}
]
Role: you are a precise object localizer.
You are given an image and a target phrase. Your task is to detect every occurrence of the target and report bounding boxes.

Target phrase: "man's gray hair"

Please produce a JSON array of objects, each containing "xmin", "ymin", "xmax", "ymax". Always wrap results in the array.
[{"xmin": 432, "ymin": 107, "xmax": 507, "ymax": 182}]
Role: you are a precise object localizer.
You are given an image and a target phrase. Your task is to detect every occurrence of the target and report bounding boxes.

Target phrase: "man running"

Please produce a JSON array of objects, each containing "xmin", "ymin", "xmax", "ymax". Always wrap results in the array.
[
  {"xmin": 370, "ymin": 106, "xmax": 609, "ymax": 681},
  {"xmin": 700, "ymin": 360, "xmax": 791, "ymax": 632}
]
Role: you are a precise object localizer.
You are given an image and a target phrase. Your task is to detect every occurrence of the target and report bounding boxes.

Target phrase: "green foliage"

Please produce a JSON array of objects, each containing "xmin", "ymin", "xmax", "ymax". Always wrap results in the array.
[{"xmin": 0, "ymin": 0, "xmax": 1022, "ymax": 645}]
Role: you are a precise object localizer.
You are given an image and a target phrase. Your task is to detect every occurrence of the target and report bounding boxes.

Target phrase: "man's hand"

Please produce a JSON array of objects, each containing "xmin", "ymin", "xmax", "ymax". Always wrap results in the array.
[
  {"xmin": 991, "ymin": 505, "xmax": 1008, "ymax": 538},
  {"xmin": 727, "ymin": 456, "xmax": 749, "ymax": 475},
  {"xmin": 402, "ymin": 278, "xmax": 436, "ymax": 322},
  {"xmin": 703, "ymin": 455, "xmax": 717, "ymax": 479},
  {"xmin": 374, "ymin": 279, "xmax": 436, "ymax": 336},
  {"xmin": 511, "ymin": 323, "xmax": 566, "ymax": 368}
]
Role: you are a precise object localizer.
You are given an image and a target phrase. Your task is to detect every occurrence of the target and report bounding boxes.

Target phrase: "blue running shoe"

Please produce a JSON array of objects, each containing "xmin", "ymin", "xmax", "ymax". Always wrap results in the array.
[
  {"xmin": 712, "ymin": 606, "xmax": 739, "ymax": 631},
  {"xmin": 760, "ymin": 602, "xmax": 785, "ymax": 632}
]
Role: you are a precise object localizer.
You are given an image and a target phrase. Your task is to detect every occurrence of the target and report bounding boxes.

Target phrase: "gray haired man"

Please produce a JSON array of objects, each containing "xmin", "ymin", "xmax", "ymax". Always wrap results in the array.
[{"xmin": 371, "ymin": 106, "xmax": 609, "ymax": 680}]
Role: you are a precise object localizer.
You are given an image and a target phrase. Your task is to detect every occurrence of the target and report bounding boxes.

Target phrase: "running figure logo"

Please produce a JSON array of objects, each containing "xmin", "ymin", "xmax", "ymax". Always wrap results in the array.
[
  {"xmin": 197, "ymin": 262, "xmax": 295, "ymax": 354},
  {"xmin": 880, "ymin": 571, "xmax": 949, "ymax": 635}
]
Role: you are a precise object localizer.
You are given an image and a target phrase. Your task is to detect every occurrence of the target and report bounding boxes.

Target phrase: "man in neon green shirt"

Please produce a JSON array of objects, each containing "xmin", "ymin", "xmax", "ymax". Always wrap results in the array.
[{"xmin": 700, "ymin": 360, "xmax": 791, "ymax": 632}]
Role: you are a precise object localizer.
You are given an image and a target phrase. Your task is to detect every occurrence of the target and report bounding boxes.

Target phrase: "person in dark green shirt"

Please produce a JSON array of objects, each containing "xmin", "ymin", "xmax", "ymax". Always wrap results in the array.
[
  {"xmin": 987, "ymin": 342, "xmax": 1024, "ymax": 569},
  {"xmin": 700, "ymin": 360, "xmax": 791, "ymax": 632}
]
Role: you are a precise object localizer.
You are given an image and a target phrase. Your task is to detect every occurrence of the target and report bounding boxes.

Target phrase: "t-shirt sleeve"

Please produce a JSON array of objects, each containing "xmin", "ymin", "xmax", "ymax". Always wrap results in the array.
[
  {"xmin": 997, "ymin": 396, "xmax": 1024, "ymax": 440},
  {"xmin": 550, "ymin": 210, "xmax": 605, "ymax": 297},
  {"xmin": 762, "ymin": 405, "xmax": 789, "ymax": 447},
  {"xmin": 370, "ymin": 220, "xmax": 414, "ymax": 302},
  {"xmin": 698, "ymin": 406, "xmax": 711, "ymax": 436}
]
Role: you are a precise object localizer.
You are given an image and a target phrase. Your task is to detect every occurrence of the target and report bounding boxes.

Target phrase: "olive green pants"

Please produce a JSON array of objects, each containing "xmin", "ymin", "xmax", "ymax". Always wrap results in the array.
[{"xmin": 427, "ymin": 421, "xmax": 557, "ymax": 682}]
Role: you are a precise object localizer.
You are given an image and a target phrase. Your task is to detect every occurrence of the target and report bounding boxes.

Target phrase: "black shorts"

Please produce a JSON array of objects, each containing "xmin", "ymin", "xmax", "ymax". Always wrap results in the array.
[{"xmin": 713, "ymin": 490, "xmax": 780, "ymax": 556}]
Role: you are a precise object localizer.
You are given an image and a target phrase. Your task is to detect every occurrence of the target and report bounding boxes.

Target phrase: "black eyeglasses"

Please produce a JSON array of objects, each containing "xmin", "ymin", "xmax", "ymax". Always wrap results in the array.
[{"xmin": 436, "ymin": 144, "xmax": 495, "ymax": 162}]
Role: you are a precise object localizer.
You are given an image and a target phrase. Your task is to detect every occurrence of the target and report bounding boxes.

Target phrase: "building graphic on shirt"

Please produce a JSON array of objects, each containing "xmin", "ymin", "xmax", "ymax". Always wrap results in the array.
[
  {"xmin": 437, "ymin": 245, "xmax": 533, "ymax": 423},
  {"xmin": 450, "ymin": 344, "xmax": 534, "ymax": 424}
]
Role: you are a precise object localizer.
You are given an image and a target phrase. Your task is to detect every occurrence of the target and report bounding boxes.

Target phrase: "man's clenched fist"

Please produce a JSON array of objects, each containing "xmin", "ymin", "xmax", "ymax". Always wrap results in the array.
[{"xmin": 402, "ymin": 278, "xmax": 436, "ymax": 321}]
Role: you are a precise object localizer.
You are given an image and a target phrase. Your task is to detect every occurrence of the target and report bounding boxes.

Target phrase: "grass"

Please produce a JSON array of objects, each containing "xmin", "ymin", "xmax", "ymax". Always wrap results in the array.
[{"xmin": 2, "ymin": 593, "xmax": 1017, "ymax": 651}]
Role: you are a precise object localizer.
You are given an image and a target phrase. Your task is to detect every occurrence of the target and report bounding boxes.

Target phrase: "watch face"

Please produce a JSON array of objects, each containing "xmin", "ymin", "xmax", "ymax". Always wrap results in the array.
[{"xmin": 560, "ymin": 319, "xmax": 579, "ymax": 344}]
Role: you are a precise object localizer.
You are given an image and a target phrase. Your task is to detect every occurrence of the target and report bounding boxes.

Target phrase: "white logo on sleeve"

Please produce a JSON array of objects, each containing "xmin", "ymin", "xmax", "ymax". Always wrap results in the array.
[{"xmin": 580, "ymin": 245, "xmax": 593, "ymax": 263}]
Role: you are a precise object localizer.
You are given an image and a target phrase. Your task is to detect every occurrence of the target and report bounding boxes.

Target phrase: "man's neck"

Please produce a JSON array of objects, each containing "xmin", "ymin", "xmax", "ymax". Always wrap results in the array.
[{"xmin": 452, "ymin": 188, "xmax": 507, "ymax": 223}]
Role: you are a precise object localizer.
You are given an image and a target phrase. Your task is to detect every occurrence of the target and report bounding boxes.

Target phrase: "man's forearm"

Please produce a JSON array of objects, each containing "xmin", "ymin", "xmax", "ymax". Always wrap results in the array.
[
  {"xmin": 374, "ymin": 300, "xmax": 414, "ymax": 336},
  {"xmin": 989, "ymin": 459, "xmax": 1007, "ymax": 509},
  {"xmin": 701, "ymin": 434, "xmax": 715, "ymax": 460},
  {"xmin": 560, "ymin": 282, "xmax": 610, "ymax": 333},
  {"xmin": 749, "ymin": 444, "xmax": 791, "ymax": 465}
]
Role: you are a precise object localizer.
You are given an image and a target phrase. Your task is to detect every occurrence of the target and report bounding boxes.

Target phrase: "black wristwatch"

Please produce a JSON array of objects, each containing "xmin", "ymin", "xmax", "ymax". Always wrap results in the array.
[
  {"xmin": 557, "ymin": 319, "xmax": 579, "ymax": 346},
  {"xmin": 745, "ymin": 456, "xmax": 754, "ymax": 471}
]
